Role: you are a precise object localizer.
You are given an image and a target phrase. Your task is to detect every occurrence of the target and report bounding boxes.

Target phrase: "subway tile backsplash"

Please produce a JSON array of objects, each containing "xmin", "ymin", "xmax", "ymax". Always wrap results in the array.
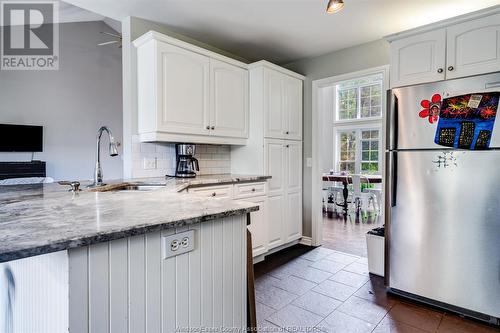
[{"xmin": 130, "ymin": 135, "xmax": 231, "ymax": 178}]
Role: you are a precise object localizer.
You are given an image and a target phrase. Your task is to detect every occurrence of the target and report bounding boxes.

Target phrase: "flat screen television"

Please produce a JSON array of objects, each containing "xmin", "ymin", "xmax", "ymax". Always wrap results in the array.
[{"xmin": 0, "ymin": 124, "xmax": 43, "ymax": 152}]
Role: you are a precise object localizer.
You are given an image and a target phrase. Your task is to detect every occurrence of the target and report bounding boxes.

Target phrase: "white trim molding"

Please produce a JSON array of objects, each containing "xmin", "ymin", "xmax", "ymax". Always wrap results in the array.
[
  {"xmin": 311, "ymin": 65, "xmax": 389, "ymax": 247},
  {"xmin": 299, "ymin": 236, "xmax": 313, "ymax": 246}
]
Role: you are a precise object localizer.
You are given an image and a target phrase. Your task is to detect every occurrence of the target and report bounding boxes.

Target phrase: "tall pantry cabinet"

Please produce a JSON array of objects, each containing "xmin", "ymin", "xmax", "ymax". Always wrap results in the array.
[{"xmin": 232, "ymin": 61, "xmax": 304, "ymax": 254}]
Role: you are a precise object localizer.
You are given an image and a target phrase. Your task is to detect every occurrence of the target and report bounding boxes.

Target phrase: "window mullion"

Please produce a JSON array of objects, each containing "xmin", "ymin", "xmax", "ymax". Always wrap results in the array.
[{"xmin": 355, "ymin": 129, "xmax": 361, "ymax": 174}]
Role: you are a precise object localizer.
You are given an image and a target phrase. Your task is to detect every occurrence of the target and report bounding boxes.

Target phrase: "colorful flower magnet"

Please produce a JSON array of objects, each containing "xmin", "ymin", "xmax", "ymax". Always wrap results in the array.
[{"xmin": 419, "ymin": 94, "xmax": 442, "ymax": 124}]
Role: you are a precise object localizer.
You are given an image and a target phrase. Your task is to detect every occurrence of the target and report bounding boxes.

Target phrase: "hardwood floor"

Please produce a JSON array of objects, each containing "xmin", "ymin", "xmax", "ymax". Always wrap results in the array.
[
  {"xmin": 254, "ymin": 246, "xmax": 500, "ymax": 332},
  {"xmin": 322, "ymin": 211, "xmax": 382, "ymax": 257}
]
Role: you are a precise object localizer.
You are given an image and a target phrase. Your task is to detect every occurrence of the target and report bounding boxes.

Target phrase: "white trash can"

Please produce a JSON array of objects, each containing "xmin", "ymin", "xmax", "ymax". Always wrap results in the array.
[{"xmin": 366, "ymin": 227, "xmax": 385, "ymax": 277}]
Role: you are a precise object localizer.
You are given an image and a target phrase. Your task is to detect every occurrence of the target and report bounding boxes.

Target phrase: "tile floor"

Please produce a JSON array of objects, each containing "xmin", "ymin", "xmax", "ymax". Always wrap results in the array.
[
  {"xmin": 322, "ymin": 213, "xmax": 382, "ymax": 257},
  {"xmin": 254, "ymin": 246, "xmax": 500, "ymax": 333}
]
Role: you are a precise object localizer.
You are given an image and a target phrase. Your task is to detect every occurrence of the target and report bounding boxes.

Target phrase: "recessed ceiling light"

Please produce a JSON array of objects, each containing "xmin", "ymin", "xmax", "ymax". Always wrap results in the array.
[{"xmin": 326, "ymin": 0, "xmax": 344, "ymax": 13}]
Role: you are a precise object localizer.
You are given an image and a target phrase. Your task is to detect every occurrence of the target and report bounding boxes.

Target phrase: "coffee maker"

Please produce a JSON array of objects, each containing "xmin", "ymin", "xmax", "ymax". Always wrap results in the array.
[{"xmin": 175, "ymin": 144, "xmax": 199, "ymax": 178}]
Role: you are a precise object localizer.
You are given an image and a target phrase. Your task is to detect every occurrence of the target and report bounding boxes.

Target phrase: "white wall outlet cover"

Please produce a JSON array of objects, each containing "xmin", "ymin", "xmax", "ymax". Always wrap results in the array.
[
  {"xmin": 162, "ymin": 230, "xmax": 195, "ymax": 259},
  {"xmin": 143, "ymin": 157, "xmax": 157, "ymax": 170},
  {"xmin": 306, "ymin": 157, "xmax": 312, "ymax": 167}
]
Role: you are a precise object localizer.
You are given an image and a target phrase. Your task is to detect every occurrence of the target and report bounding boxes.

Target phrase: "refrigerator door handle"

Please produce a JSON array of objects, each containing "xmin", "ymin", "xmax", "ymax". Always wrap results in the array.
[
  {"xmin": 386, "ymin": 90, "xmax": 398, "ymax": 151},
  {"xmin": 386, "ymin": 151, "xmax": 398, "ymax": 207},
  {"xmin": 485, "ymin": 81, "xmax": 500, "ymax": 89}
]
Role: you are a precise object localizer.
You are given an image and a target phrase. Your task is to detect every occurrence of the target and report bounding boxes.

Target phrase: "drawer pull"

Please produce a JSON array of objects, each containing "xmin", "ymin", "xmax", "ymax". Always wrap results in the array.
[
  {"xmin": 251, "ymin": 188, "xmax": 256, "ymax": 192},
  {"xmin": 211, "ymin": 192, "xmax": 216, "ymax": 197}
]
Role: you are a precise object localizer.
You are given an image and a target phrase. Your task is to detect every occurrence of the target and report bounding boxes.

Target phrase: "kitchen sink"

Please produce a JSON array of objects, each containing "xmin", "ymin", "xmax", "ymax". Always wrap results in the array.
[
  {"xmin": 116, "ymin": 184, "xmax": 165, "ymax": 191},
  {"xmin": 85, "ymin": 182, "xmax": 166, "ymax": 192}
]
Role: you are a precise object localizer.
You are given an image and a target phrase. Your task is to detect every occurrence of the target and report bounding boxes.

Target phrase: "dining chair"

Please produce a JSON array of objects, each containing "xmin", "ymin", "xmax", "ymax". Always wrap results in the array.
[{"xmin": 350, "ymin": 174, "xmax": 379, "ymax": 214}]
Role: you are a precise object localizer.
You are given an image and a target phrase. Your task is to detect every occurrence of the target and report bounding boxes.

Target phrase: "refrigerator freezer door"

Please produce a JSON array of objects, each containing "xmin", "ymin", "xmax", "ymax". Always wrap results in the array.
[
  {"xmin": 390, "ymin": 72, "xmax": 500, "ymax": 150},
  {"xmin": 387, "ymin": 150, "xmax": 500, "ymax": 319}
]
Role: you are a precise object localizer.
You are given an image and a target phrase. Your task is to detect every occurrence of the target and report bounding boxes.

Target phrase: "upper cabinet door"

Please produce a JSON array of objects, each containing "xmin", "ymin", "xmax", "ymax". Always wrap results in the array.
[
  {"xmin": 264, "ymin": 69, "xmax": 286, "ymax": 139},
  {"xmin": 210, "ymin": 59, "xmax": 249, "ymax": 138},
  {"xmin": 157, "ymin": 43, "xmax": 210, "ymax": 135},
  {"xmin": 390, "ymin": 29, "xmax": 446, "ymax": 88},
  {"xmin": 446, "ymin": 13, "xmax": 500, "ymax": 80},
  {"xmin": 265, "ymin": 139, "xmax": 286, "ymax": 196},
  {"xmin": 283, "ymin": 76, "xmax": 303, "ymax": 141}
]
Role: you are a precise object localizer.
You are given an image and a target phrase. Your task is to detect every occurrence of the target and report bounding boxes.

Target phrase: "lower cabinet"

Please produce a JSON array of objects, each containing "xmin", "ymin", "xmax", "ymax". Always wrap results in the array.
[
  {"xmin": 266, "ymin": 195, "xmax": 285, "ymax": 249},
  {"xmin": 244, "ymin": 196, "xmax": 268, "ymax": 257},
  {"xmin": 286, "ymin": 190, "xmax": 303, "ymax": 243},
  {"xmin": 188, "ymin": 181, "xmax": 302, "ymax": 258}
]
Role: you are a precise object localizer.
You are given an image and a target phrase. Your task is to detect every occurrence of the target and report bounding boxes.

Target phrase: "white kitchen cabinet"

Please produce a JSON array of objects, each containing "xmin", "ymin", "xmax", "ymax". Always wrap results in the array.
[
  {"xmin": 134, "ymin": 31, "xmax": 248, "ymax": 145},
  {"xmin": 138, "ymin": 41, "xmax": 210, "ymax": 136},
  {"xmin": 446, "ymin": 13, "xmax": 500, "ymax": 79},
  {"xmin": 188, "ymin": 184, "xmax": 233, "ymax": 199},
  {"xmin": 387, "ymin": 8, "xmax": 500, "ymax": 87},
  {"xmin": 286, "ymin": 191, "xmax": 302, "ymax": 242},
  {"xmin": 389, "ymin": 28, "xmax": 446, "ymax": 88},
  {"xmin": 210, "ymin": 59, "xmax": 249, "ymax": 138},
  {"xmin": 186, "ymin": 182, "xmax": 270, "ymax": 258},
  {"xmin": 283, "ymin": 75, "xmax": 303, "ymax": 140},
  {"xmin": 244, "ymin": 196, "xmax": 269, "ymax": 257},
  {"xmin": 265, "ymin": 139, "xmax": 286, "ymax": 197},
  {"xmin": 264, "ymin": 138, "xmax": 303, "ymax": 247},
  {"xmin": 264, "ymin": 68, "xmax": 286, "ymax": 139},
  {"xmin": 266, "ymin": 195, "xmax": 286, "ymax": 249},
  {"xmin": 263, "ymin": 66, "xmax": 303, "ymax": 140},
  {"xmin": 287, "ymin": 140, "xmax": 302, "ymax": 193},
  {"xmin": 231, "ymin": 61, "xmax": 304, "ymax": 254}
]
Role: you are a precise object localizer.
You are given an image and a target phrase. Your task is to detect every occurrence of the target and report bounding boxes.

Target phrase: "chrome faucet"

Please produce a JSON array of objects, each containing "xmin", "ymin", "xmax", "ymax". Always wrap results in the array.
[{"xmin": 90, "ymin": 126, "xmax": 118, "ymax": 187}]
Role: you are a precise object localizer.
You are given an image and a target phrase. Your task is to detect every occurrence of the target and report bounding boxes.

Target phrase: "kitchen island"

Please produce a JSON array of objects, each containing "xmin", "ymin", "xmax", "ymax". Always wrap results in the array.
[{"xmin": 0, "ymin": 175, "xmax": 266, "ymax": 333}]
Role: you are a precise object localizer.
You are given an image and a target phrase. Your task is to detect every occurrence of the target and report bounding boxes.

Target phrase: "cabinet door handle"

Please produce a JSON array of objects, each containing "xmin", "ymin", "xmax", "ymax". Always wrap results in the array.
[
  {"xmin": 286, "ymin": 144, "xmax": 290, "ymax": 148},
  {"xmin": 206, "ymin": 125, "xmax": 210, "ymax": 130},
  {"xmin": 437, "ymin": 68, "xmax": 443, "ymax": 73},
  {"xmin": 447, "ymin": 66, "xmax": 454, "ymax": 71},
  {"xmin": 286, "ymin": 131, "xmax": 289, "ymax": 134},
  {"xmin": 211, "ymin": 126, "xmax": 215, "ymax": 130}
]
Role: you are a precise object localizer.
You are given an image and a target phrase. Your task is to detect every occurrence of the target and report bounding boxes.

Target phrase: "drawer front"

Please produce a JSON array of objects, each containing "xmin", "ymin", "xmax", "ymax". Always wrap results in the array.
[
  {"xmin": 188, "ymin": 185, "xmax": 233, "ymax": 199},
  {"xmin": 234, "ymin": 182, "xmax": 267, "ymax": 199}
]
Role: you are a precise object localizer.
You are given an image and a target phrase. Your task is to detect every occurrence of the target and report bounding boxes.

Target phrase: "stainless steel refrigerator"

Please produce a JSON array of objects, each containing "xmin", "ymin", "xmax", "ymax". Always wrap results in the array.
[{"xmin": 386, "ymin": 72, "xmax": 500, "ymax": 325}]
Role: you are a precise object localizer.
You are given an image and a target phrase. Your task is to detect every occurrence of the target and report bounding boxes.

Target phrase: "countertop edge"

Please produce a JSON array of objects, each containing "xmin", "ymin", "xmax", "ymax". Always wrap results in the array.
[
  {"xmin": 175, "ymin": 175, "xmax": 272, "ymax": 192},
  {"xmin": 0, "ymin": 205, "xmax": 258, "ymax": 263}
]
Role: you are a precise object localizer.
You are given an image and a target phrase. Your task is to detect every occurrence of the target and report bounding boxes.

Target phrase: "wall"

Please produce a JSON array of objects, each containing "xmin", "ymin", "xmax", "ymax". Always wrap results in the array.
[
  {"xmin": 283, "ymin": 39, "xmax": 390, "ymax": 237},
  {"xmin": 0, "ymin": 21, "xmax": 123, "ymax": 181},
  {"xmin": 121, "ymin": 16, "xmax": 248, "ymax": 178}
]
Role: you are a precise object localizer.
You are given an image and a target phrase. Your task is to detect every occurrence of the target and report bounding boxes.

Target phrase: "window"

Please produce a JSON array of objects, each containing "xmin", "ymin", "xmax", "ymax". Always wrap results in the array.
[
  {"xmin": 338, "ymin": 130, "xmax": 356, "ymax": 173},
  {"xmin": 333, "ymin": 73, "xmax": 383, "ymax": 175},
  {"xmin": 336, "ymin": 73, "xmax": 383, "ymax": 121},
  {"xmin": 361, "ymin": 130, "xmax": 379, "ymax": 174}
]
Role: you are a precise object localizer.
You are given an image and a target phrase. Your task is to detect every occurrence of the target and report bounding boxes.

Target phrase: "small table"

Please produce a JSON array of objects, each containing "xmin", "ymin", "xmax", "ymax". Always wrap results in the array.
[{"xmin": 322, "ymin": 174, "xmax": 382, "ymax": 216}]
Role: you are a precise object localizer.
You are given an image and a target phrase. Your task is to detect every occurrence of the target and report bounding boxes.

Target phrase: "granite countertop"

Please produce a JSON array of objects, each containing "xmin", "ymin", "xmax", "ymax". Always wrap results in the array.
[{"xmin": 0, "ymin": 174, "xmax": 269, "ymax": 263}]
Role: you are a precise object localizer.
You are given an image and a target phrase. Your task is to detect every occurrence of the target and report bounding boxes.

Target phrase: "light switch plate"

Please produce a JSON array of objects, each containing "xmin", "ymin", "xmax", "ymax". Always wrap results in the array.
[
  {"xmin": 162, "ymin": 230, "xmax": 195, "ymax": 259},
  {"xmin": 306, "ymin": 157, "xmax": 312, "ymax": 167}
]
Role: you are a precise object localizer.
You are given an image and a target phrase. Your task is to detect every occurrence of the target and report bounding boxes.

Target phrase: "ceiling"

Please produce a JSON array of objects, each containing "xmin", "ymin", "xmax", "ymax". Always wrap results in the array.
[{"xmin": 64, "ymin": 0, "xmax": 500, "ymax": 64}]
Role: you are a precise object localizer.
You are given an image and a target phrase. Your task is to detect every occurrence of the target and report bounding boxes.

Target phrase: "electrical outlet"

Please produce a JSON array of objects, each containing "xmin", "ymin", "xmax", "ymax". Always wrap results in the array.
[
  {"xmin": 143, "ymin": 157, "xmax": 157, "ymax": 170},
  {"xmin": 162, "ymin": 230, "xmax": 195, "ymax": 259}
]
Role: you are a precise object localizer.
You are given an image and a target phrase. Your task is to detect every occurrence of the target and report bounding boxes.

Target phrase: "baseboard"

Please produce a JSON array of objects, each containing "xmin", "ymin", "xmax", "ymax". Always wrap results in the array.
[{"xmin": 299, "ymin": 236, "xmax": 313, "ymax": 246}]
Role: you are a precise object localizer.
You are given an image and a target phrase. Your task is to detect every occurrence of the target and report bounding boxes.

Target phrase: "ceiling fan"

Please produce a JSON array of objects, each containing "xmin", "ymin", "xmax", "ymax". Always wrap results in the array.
[{"xmin": 98, "ymin": 31, "xmax": 122, "ymax": 48}]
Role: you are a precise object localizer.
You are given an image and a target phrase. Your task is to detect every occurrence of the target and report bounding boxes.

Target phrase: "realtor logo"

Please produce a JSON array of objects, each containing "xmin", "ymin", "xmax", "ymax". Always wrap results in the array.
[{"xmin": 1, "ymin": 1, "xmax": 59, "ymax": 70}]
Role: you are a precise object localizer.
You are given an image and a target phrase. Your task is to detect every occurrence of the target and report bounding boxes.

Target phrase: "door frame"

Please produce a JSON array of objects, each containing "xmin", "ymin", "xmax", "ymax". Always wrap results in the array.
[{"xmin": 310, "ymin": 65, "xmax": 390, "ymax": 247}]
